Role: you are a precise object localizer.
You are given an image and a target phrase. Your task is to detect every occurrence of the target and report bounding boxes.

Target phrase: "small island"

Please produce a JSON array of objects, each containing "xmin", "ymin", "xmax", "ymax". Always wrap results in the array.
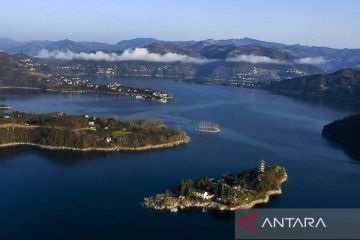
[
  {"xmin": 322, "ymin": 114, "xmax": 360, "ymax": 160},
  {"xmin": 0, "ymin": 112, "xmax": 189, "ymax": 151},
  {"xmin": 143, "ymin": 160, "xmax": 287, "ymax": 212},
  {"xmin": 0, "ymin": 104, "xmax": 11, "ymax": 110}
]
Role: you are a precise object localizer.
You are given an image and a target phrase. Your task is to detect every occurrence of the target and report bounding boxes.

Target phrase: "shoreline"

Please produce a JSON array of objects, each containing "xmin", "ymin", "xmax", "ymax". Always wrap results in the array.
[
  {"xmin": 0, "ymin": 86, "xmax": 171, "ymax": 102},
  {"xmin": 144, "ymin": 175, "xmax": 287, "ymax": 212},
  {"xmin": 0, "ymin": 137, "xmax": 190, "ymax": 152}
]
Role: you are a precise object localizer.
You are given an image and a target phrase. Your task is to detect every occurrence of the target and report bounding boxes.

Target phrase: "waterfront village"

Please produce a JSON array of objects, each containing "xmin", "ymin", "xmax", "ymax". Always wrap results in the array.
[
  {"xmin": 14, "ymin": 57, "xmax": 170, "ymax": 103},
  {"xmin": 144, "ymin": 160, "xmax": 288, "ymax": 212}
]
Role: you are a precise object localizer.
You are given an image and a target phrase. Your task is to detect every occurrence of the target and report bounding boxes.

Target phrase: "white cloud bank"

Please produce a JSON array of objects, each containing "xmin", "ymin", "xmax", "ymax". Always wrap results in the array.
[
  {"xmin": 294, "ymin": 56, "xmax": 327, "ymax": 65},
  {"xmin": 36, "ymin": 48, "xmax": 210, "ymax": 64},
  {"xmin": 36, "ymin": 48, "xmax": 327, "ymax": 66},
  {"xmin": 226, "ymin": 54, "xmax": 284, "ymax": 64}
]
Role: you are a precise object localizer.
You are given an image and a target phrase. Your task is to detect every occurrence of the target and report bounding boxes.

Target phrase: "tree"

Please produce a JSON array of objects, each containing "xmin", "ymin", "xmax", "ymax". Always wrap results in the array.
[
  {"xmin": 179, "ymin": 179, "xmax": 193, "ymax": 198},
  {"xmin": 196, "ymin": 176, "xmax": 211, "ymax": 190}
]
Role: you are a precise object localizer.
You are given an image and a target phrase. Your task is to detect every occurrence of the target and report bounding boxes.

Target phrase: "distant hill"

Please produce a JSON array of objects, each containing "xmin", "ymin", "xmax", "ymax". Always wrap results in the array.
[
  {"xmin": 322, "ymin": 114, "xmax": 360, "ymax": 160},
  {"xmin": 0, "ymin": 52, "xmax": 69, "ymax": 88},
  {"xmin": 269, "ymin": 68, "xmax": 360, "ymax": 103},
  {"xmin": 0, "ymin": 38, "xmax": 24, "ymax": 51},
  {"xmin": 114, "ymin": 38, "xmax": 161, "ymax": 50},
  {"xmin": 7, "ymin": 39, "xmax": 91, "ymax": 56},
  {"xmin": 78, "ymin": 41, "xmax": 115, "ymax": 50},
  {"xmin": 145, "ymin": 43, "xmax": 200, "ymax": 57}
]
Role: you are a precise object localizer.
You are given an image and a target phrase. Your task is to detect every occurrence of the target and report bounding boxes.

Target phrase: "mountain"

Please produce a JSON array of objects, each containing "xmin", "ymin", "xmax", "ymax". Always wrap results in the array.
[
  {"xmin": 78, "ymin": 41, "xmax": 115, "ymax": 50},
  {"xmin": 114, "ymin": 38, "xmax": 197, "ymax": 50},
  {"xmin": 198, "ymin": 44, "xmax": 294, "ymax": 61},
  {"xmin": 1, "ymin": 37, "xmax": 360, "ymax": 71},
  {"xmin": 31, "ymin": 40, "xmax": 321, "ymax": 84},
  {"xmin": 233, "ymin": 38, "xmax": 360, "ymax": 71},
  {"xmin": 145, "ymin": 43, "xmax": 200, "ymax": 57},
  {"xmin": 269, "ymin": 68, "xmax": 360, "ymax": 102},
  {"xmin": 0, "ymin": 38, "xmax": 24, "ymax": 52},
  {"xmin": 114, "ymin": 38, "xmax": 161, "ymax": 50},
  {"xmin": 0, "ymin": 52, "xmax": 66, "ymax": 88},
  {"xmin": 322, "ymin": 114, "xmax": 360, "ymax": 160},
  {"xmin": 7, "ymin": 39, "xmax": 91, "ymax": 56}
]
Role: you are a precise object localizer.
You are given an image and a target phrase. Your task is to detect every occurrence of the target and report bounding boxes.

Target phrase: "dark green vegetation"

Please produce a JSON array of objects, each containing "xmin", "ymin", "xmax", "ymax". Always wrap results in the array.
[
  {"xmin": 322, "ymin": 114, "xmax": 360, "ymax": 159},
  {"xmin": 0, "ymin": 112, "xmax": 189, "ymax": 151},
  {"xmin": 179, "ymin": 166, "xmax": 285, "ymax": 201},
  {"xmin": 144, "ymin": 165, "xmax": 287, "ymax": 211},
  {"xmin": 269, "ymin": 69, "xmax": 360, "ymax": 103}
]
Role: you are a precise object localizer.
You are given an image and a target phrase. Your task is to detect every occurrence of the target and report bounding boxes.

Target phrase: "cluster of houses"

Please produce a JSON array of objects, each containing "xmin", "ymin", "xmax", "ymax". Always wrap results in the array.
[
  {"xmin": 62, "ymin": 77, "xmax": 94, "ymax": 87},
  {"xmin": 84, "ymin": 114, "xmax": 113, "ymax": 143},
  {"xmin": 105, "ymin": 83, "xmax": 169, "ymax": 103},
  {"xmin": 17, "ymin": 58, "xmax": 43, "ymax": 72},
  {"xmin": 96, "ymin": 67, "xmax": 116, "ymax": 75},
  {"xmin": 84, "ymin": 114, "xmax": 97, "ymax": 131},
  {"xmin": 284, "ymin": 69, "xmax": 306, "ymax": 79}
]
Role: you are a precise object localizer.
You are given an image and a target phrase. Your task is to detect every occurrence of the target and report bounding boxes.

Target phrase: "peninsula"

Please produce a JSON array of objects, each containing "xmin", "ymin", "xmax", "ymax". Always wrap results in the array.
[
  {"xmin": 143, "ymin": 160, "xmax": 287, "ymax": 212},
  {"xmin": 322, "ymin": 114, "xmax": 360, "ymax": 160},
  {"xmin": 0, "ymin": 53, "xmax": 171, "ymax": 103},
  {"xmin": 0, "ymin": 112, "xmax": 189, "ymax": 152}
]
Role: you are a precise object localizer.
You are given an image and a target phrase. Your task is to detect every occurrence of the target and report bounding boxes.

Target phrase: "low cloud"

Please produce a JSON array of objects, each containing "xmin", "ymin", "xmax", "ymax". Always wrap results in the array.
[
  {"xmin": 36, "ymin": 49, "xmax": 327, "ymax": 66},
  {"xmin": 36, "ymin": 48, "xmax": 210, "ymax": 64},
  {"xmin": 294, "ymin": 56, "xmax": 327, "ymax": 65},
  {"xmin": 226, "ymin": 54, "xmax": 284, "ymax": 64}
]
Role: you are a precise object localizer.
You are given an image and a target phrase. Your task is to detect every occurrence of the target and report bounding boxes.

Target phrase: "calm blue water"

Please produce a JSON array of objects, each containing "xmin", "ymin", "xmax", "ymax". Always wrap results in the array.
[{"xmin": 0, "ymin": 78, "xmax": 359, "ymax": 240}]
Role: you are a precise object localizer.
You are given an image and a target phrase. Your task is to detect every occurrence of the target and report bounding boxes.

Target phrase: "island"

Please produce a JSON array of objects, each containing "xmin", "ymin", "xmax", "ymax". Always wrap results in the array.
[
  {"xmin": 0, "ymin": 104, "xmax": 11, "ymax": 110},
  {"xmin": 143, "ymin": 160, "xmax": 287, "ymax": 212},
  {"xmin": 322, "ymin": 114, "xmax": 360, "ymax": 160},
  {"xmin": 0, "ymin": 112, "xmax": 189, "ymax": 151}
]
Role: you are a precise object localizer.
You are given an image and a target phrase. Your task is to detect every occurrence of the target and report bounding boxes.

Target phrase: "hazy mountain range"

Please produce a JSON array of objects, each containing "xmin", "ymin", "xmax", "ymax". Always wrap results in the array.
[{"xmin": 1, "ymin": 37, "xmax": 360, "ymax": 72}]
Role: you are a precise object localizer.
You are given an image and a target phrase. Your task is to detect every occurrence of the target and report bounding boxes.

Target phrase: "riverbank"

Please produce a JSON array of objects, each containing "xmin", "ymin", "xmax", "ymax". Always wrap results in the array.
[
  {"xmin": 143, "ymin": 165, "xmax": 287, "ymax": 212},
  {"xmin": 0, "ymin": 84, "xmax": 172, "ymax": 103}
]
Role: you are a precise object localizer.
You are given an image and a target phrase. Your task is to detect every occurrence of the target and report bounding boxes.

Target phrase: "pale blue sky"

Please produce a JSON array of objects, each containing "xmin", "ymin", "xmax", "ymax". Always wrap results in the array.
[{"xmin": 0, "ymin": 0, "xmax": 359, "ymax": 48}]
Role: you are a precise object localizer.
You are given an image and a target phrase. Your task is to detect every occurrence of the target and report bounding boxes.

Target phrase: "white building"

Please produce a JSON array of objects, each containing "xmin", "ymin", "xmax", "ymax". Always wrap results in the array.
[
  {"xmin": 193, "ymin": 190, "xmax": 214, "ymax": 200},
  {"xmin": 258, "ymin": 159, "xmax": 265, "ymax": 173}
]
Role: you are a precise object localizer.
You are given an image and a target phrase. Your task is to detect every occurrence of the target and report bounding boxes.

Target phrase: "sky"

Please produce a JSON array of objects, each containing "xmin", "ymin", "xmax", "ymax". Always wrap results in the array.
[{"xmin": 0, "ymin": 0, "xmax": 359, "ymax": 49}]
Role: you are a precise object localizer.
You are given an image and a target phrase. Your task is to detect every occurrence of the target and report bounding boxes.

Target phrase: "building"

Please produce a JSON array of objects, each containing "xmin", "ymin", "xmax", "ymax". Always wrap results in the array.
[
  {"xmin": 105, "ymin": 137, "xmax": 112, "ymax": 143},
  {"xmin": 258, "ymin": 159, "xmax": 265, "ymax": 173},
  {"xmin": 193, "ymin": 190, "xmax": 214, "ymax": 200}
]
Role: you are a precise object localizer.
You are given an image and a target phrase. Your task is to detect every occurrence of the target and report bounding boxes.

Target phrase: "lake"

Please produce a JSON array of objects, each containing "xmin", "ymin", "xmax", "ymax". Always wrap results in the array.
[{"xmin": 0, "ymin": 77, "xmax": 359, "ymax": 240}]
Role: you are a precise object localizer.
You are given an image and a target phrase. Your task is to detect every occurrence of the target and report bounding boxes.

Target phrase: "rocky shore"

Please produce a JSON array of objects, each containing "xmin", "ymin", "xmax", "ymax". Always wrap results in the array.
[{"xmin": 0, "ymin": 137, "xmax": 190, "ymax": 152}]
